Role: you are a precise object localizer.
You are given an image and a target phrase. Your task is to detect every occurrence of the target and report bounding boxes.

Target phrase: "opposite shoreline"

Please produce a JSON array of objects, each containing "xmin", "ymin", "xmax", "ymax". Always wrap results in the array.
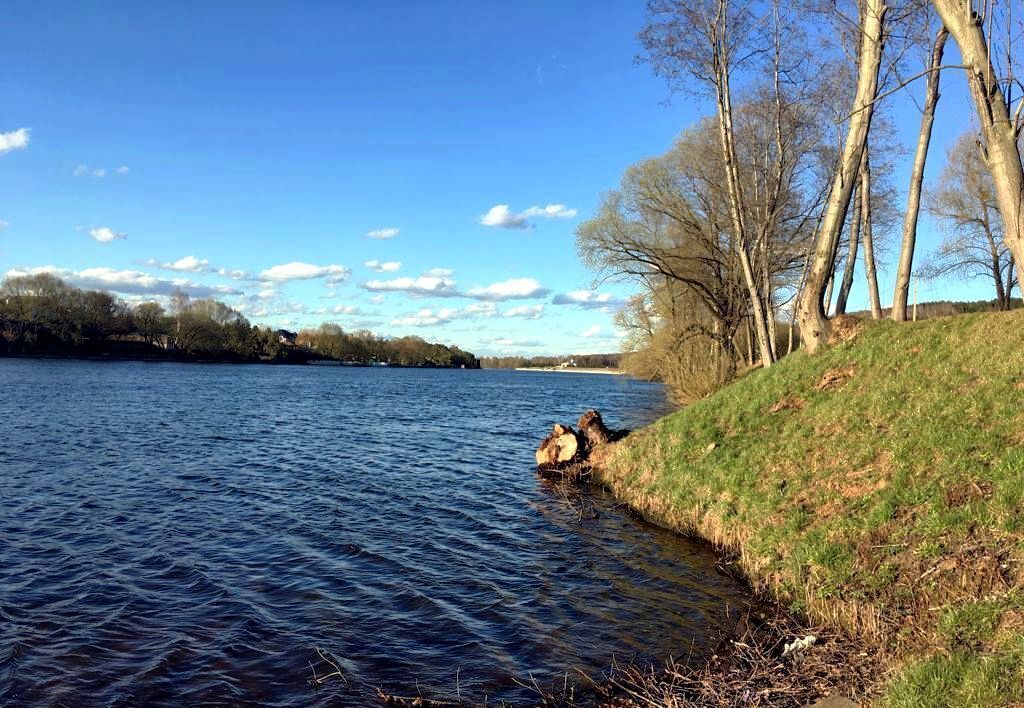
[{"xmin": 513, "ymin": 367, "xmax": 625, "ymax": 375}]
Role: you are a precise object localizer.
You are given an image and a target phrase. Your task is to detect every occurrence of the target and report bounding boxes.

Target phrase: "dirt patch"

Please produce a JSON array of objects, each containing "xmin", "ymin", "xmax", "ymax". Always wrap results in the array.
[
  {"xmin": 816, "ymin": 364, "xmax": 857, "ymax": 391},
  {"xmin": 943, "ymin": 479, "xmax": 994, "ymax": 508},
  {"xmin": 769, "ymin": 394, "xmax": 807, "ymax": 413},
  {"xmin": 828, "ymin": 315, "xmax": 864, "ymax": 345}
]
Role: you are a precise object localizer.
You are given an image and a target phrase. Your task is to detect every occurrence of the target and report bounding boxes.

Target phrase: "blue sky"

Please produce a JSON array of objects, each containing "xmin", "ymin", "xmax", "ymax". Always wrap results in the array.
[{"xmin": 0, "ymin": 2, "xmax": 1005, "ymax": 356}]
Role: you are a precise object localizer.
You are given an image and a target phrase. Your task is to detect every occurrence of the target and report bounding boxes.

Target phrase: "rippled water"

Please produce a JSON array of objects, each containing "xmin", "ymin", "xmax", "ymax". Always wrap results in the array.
[{"xmin": 0, "ymin": 360, "xmax": 748, "ymax": 706}]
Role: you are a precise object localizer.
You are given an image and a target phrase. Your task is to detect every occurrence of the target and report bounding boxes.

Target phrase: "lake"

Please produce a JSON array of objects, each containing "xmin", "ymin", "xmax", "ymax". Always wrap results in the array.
[{"xmin": 0, "ymin": 360, "xmax": 747, "ymax": 706}]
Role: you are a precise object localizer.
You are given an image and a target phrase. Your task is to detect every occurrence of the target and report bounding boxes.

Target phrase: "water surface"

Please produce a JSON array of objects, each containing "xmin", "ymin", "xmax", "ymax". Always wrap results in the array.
[{"xmin": 0, "ymin": 361, "xmax": 747, "ymax": 706}]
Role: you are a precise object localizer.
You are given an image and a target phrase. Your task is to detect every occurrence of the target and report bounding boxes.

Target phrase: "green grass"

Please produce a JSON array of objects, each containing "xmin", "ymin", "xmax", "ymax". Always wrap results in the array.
[{"xmin": 598, "ymin": 311, "xmax": 1024, "ymax": 705}]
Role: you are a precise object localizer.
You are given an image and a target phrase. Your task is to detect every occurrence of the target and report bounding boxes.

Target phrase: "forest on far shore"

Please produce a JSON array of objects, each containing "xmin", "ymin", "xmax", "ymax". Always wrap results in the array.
[
  {"xmin": 0, "ymin": 273, "xmax": 479, "ymax": 368},
  {"xmin": 479, "ymin": 353, "xmax": 621, "ymax": 370}
]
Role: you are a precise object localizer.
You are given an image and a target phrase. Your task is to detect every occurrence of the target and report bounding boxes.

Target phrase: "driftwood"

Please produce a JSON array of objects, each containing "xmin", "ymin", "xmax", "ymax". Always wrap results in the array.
[
  {"xmin": 578, "ymin": 409, "xmax": 614, "ymax": 447},
  {"xmin": 535, "ymin": 409, "xmax": 626, "ymax": 478},
  {"xmin": 535, "ymin": 423, "xmax": 585, "ymax": 468}
]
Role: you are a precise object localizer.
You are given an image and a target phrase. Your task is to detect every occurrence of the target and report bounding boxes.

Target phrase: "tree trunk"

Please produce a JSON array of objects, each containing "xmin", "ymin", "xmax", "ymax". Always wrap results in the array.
[
  {"xmin": 797, "ymin": 0, "xmax": 887, "ymax": 352},
  {"xmin": 824, "ymin": 269, "xmax": 836, "ymax": 315},
  {"xmin": 535, "ymin": 423, "xmax": 584, "ymax": 469},
  {"xmin": 712, "ymin": 9, "xmax": 776, "ymax": 368},
  {"xmin": 933, "ymin": 0, "xmax": 1024, "ymax": 274},
  {"xmin": 893, "ymin": 27, "xmax": 948, "ymax": 321},
  {"xmin": 835, "ymin": 183, "xmax": 862, "ymax": 315},
  {"xmin": 746, "ymin": 316, "xmax": 754, "ymax": 367},
  {"xmin": 577, "ymin": 409, "xmax": 614, "ymax": 448},
  {"xmin": 860, "ymin": 154, "xmax": 883, "ymax": 319},
  {"xmin": 993, "ymin": 253, "xmax": 1008, "ymax": 309},
  {"xmin": 1006, "ymin": 256, "xmax": 1017, "ymax": 309}
]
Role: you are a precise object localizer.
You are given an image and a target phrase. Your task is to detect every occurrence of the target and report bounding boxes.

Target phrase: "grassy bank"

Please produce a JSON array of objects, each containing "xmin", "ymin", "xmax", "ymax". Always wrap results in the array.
[{"xmin": 595, "ymin": 311, "xmax": 1024, "ymax": 706}]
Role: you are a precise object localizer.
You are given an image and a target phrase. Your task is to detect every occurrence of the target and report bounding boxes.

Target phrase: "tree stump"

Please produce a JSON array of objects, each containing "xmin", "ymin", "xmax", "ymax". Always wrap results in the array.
[
  {"xmin": 535, "ymin": 423, "xmax": 585, "ymax": 469},
  {"xmin": 577, "ymin": 409, "xmax": 613, "ymax": 448}
]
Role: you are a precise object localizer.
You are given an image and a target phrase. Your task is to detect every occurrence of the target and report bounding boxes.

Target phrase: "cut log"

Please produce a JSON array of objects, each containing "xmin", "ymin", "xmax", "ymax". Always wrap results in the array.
[
  {"xmin": 577, "ymin": 409, "xmax": 613, "ymax": 448},
  {"xmin": 535, "ymin": 423, "xmax": 584, "ymax": 468}
]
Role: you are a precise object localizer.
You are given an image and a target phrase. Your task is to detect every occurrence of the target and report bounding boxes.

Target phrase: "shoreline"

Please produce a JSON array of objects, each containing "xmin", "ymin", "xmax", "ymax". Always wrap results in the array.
[
  {"xmin": 572, "ymin": 312, "xmax": 1024, "ymax": 706},
  {"xmin": 513, "ymin": 367, "xmax": 625, "ymax": 375},
  {"xmin": 582, "ymin": 457, "xmax": 878, "ymax": 706},
  {"xmin": 0, "ymin": 352, "xmax": 479, "ymax": 369}
]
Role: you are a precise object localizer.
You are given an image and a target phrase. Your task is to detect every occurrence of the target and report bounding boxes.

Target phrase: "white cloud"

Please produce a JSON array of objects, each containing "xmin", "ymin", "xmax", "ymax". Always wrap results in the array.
[
  {"xmin": 364, "ymin": 259, "xmax": 402, "ymax": 273},
  {"xmin": 581, "ymin": 325, "xmax": 601, "ymax": 338},
  {"xmin": 149, "ymin": 255, "xmax": 210, "ymax": 273},
  {"xmin": 390, "ymin": 303, "xmax": 495, "ymax": 327},
  {"xmin": 0, "ymin": 220, "xmax": 8, "ymax": 230},
  {"xmin": 363, "ymin": 275, "xmax": 459, "ymax": 298},
  {"xmin": 360, "ymin": 275, "xmax": 547, "ymax": 301},
  {"xmin": 466, "ymin": 277, "xmax": 549, "ymax": 301},
  {"xmin": 74, "ymin": 164, "xmax": 129, "ymax": 177},
  {"xmin": 0, "ymin": 128, "xmax": 29, "ymax": 154},
  {"xmin": 552, "ymin": 290, "xmax": 625, "ymax": 311},
  {"xmin": 491, "ymin": 337, "xmax": 544, "ymax": 348},
  {"xmin": 272, "ymin": 301, "xmax": 307, "ymax": 315},
  {"xmin": 367, "ymin": 227, "xmax": 399, "ymax": 240},
  {"xmin": 260, "ymin": 261, "xmax": 351, "ymax": 284},
  {"xmin": 479, "ymin": 203, "xmax": 577, "ymax": 229},
  {"xmin": 368, "ymin": 294, "xmax": 385, "ymax": 304},
  {"xmin": 257, "ymin": 289, "xmax": 276, "ymax": 299},
  {"xmin": 391, "ymin": 308, "xmax": 449, "ymax": 327},
  {"xmin": 464, "ymin": 302, "xmax": 498, "ymax": 317},
  {"xmin": 89, "ymin": 226, "xmax": 127, "ymax": 243},
  {"xmin": 331, "ymin": 304, "xmax": 361, "ymax": 315},
  {"xmin": 479, "ymin": 205, "xmax": 528, "ymax": 229},
  {"xmin": 423, "ymin": 267, "xmax": 453, "ymax": 277},
  {"xmin": 520, "ymin": 204, "xmax": 577, "ymax": 219},
  {"xmin": 5, "ymin": 265, "xmax": 240, "ymax": 299},
  {"xmin": 217, "ymin": 267, "xmax": 253, "ymax": 281},
  {"xmin": 504, "ymin": 304, "xmax": 544, "ymax": 319}
]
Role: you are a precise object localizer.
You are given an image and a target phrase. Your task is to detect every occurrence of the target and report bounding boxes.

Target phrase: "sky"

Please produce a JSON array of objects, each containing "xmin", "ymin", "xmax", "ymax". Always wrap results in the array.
[{"xmin": 0, "ymin": 2, "xmax": 1005, "ymax": 357}]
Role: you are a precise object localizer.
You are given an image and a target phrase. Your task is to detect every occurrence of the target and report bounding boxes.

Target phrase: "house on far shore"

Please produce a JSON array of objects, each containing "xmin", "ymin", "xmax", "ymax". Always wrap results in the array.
[{"xmin": 276, "ymin": 329, "xmax": 298, "ymax": 346}]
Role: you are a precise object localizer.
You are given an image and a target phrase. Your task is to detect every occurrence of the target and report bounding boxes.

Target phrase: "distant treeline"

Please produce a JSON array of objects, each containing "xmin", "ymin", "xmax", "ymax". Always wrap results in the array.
[
  {"xmin": 480, "ymin": 353, "xmax": 621, "ymax": 370},
  {"xmin": 849, "ymin": 298, "xmax": 1023, "ymax": 320},
  {"xmin": 0, "ymin": 273, "xmax": 478, "ymax": 368},
  {"xmin": 296, "ymin": 324, "xmax": 478, "ymax": 368}
]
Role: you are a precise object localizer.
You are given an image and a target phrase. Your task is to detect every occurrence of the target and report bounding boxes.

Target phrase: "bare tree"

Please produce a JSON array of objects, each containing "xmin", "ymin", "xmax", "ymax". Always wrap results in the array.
[
  {"xmin": 578, "ymin": 100, "xmax": 823, "ymax": 391},
  {"xmin": 893, "ymin": 26, "xmax": 949, "ymax": 321},
  {"xmin": 932, "ymin": 0, "xmax": 1024, "ymax": 273},
  {"xmin": 923, "ymin": 132, "xmax": 1018, "ymax": 308},
  {"xmin": 797, "ymin": 0, "xmax": 889, "ymax": 352},
  {"xmin": 835, "ymin": 178, "xmax": 863, "ymax": 315},
  {"xmin": 860, "ymin": 152, "xmax": 885, "ymax": 317},
  {"xmin": 640, "ymin": 0, "xmax": 781, "ymax": 366}
]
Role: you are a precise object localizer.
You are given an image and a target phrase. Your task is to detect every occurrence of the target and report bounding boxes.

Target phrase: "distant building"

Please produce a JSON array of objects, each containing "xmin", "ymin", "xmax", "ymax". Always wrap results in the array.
[{"xmin": 275, "ymin": 329, "xmax": 298, "ymax": 346}]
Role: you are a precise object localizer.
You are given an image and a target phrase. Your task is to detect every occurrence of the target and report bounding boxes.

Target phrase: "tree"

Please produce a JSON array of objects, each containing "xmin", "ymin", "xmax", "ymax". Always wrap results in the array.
[
  {"xmin": 640, "ymin": 0, "xmax": 779, "ymax": 367},
  {"xmin": 932, "ymin": 0, "xmax": 1024, "ymax": 276},
  {"xmin": 133, "ymin": 302, "xmax": 167, "ymax": 346},
  {"xmin": 923, "ymin": 132, "xmax": 1017, "ymax": 309},
  {"xmin": 579, "ymin": 100, "xmax": 822, "ymax": 391},
  {"xmin": 893, "ymin": 26, "xmax": 949, "ymax": 321},
  {"xmin": 797, "ymin": 0, "xmax": 888, "ymax": 352},
  {"xmin": 859, "ymin": 152, "xmax": 884, "ymax": 318}
]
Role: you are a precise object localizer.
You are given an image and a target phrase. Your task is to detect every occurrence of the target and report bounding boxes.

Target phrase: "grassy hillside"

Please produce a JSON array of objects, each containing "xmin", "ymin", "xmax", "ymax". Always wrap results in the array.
[{"xmin": 597, "ymin": 311, "xmax": 1024, "ymax": 706}]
